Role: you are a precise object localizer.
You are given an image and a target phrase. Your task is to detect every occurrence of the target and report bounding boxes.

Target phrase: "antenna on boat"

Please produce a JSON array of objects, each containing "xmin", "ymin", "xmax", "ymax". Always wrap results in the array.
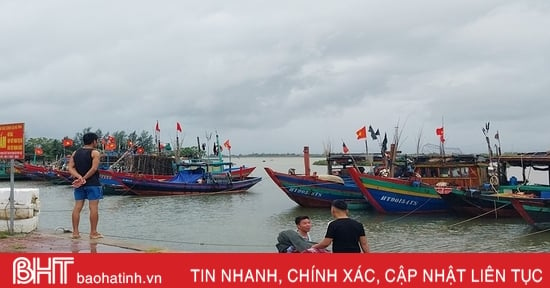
[{"xmin": 482, "ymin": 122, "xmax": 493, "ymax": 163}]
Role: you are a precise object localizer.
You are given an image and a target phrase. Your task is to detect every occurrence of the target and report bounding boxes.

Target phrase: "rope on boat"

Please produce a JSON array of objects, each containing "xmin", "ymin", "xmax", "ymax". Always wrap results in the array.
[
  {"xmin": 519, "ymin": 227, "xmax": 550, "ymax": 238},
  {"xmin": 101, "ymin": 233, "xmax": 274, "ymax": 248},
  {"xmin": 447, "ymin": 202, "xmax": 511, "ymax": 227}
]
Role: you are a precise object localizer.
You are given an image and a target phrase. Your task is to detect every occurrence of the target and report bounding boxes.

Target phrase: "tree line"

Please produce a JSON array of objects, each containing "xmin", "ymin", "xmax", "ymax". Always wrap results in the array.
[{"xmin": 24, "ymin": 127, "xmax": 204, "ymax": 163}]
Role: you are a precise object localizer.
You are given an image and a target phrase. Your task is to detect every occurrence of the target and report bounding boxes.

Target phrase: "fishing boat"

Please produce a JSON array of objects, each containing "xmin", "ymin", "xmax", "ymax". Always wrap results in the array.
[
  {"xmin": 346, "ymin": 137, "xmax": 497, "ymax": 214},
  {"xmin": 264, "ymin": 146, "xmax": 370, "ymax": 208},
  {"xmin": 19, "ymin": 162, "xmax": 73, "ymax": 184},
  {"xmin": 435, "ymin": 186, "xmax": 519, "ymax": 218},
  {"xmin": 450, "ymin": 185, "xmax": 550, "ymax": 229},
  {"xmin": 119, "ymin": 162, "xmax": 262, "ymax": 196},
  {"xmin": 348, "ymin": 166, "xmax": 450, "ymax": 214},
  {"xmin": 18, "ymin": 162, "xmax": 50, "ymax": 181},
  {"xmin": 1, "ymin": 160, "xmax": 32, "ymax": 181},
  {"xmin": 99, "ymin": 154, "xmax": 256, "ymax": 195},
  {"xmin": 436, "ymin": 152, "xmax": 550, "ymax": 219},
  {"xmin": 510, "ymin": 193, "xmax": 550, "ymax": 230}
]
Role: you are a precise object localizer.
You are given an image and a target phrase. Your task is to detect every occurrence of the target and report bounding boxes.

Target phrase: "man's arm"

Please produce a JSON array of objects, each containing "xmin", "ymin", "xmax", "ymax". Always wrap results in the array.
[
  {"xmin": 67, "ymin": 152, "xmax": 79, "ymax": 179},
  {"xmin": 311, "ymin": 237, "xmax": 332, "ymax": 250},
  {"xmin": 359, "ymin": 236, "xmax": 369, "ymax": 253},
  {"xmin": 278, "ymin": 230, "xmax": 312, "ymax": 252}
]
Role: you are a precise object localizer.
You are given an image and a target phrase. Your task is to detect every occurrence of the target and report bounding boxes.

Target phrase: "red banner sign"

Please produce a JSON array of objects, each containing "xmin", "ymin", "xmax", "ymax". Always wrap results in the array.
[
  {"xmin": 0, "ymin": 253, "xmax": 547, "ymax": 287},
  {"xmin": 0, "ymin": 122, "xmax": 25, "ymax": 159}
]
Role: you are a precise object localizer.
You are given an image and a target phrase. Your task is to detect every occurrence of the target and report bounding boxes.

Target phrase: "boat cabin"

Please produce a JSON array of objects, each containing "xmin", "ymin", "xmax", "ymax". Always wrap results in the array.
[{"xmin": 411, "ymin": 154, "xmax": 490, "ymax": 188}]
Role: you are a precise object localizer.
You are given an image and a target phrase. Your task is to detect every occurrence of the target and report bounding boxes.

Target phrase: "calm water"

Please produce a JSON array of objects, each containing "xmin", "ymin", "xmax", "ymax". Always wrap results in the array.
[{"xmin": 3, "ymin": 157, "xmax": 549, "ymax": 252}]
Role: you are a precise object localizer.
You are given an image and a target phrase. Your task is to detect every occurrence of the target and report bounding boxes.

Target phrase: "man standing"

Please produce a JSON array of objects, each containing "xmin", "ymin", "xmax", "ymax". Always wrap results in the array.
[
  {"xmin": 67, "ymin": 132, "xmax": 103, "ymax": 239},
  {"xmin": 311, "ymin": 200, "xmax": 370, "ymax": 253}
]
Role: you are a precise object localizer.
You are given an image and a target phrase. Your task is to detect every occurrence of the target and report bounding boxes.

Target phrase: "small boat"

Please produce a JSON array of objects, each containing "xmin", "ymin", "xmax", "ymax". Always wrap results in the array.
[
  {"xmin": 264, "ymin": 146, "xmax": 370, "ymax": 208},
  {"xmin": 99, "ymin": 151, "xmax": 256, "ymax": 195},
  {"xmin": 119, "ymin": 164, "xmax": 262, "ymax": 196}
]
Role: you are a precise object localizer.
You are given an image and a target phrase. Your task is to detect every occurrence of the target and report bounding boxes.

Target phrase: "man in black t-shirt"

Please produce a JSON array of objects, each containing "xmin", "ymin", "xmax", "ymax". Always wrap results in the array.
[{"xmin": 311, "ymin": 200, "xmax": 370, "ymax": 253}]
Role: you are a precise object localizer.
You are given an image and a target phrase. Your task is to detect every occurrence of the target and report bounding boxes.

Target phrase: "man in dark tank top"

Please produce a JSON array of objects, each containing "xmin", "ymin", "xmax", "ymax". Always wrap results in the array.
[{"xmin": 67, "ymin": 132, "xmax": 104, "ymax": 240}]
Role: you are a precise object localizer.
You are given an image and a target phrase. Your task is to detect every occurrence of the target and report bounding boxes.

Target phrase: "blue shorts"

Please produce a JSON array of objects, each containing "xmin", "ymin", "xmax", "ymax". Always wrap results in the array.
[{"xmin": 74, "ymin": 186, "xmax": 103, "ymax": 201}]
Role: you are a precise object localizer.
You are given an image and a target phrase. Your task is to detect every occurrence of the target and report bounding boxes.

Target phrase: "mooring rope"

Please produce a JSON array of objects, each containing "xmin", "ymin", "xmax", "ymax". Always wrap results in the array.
[
  {"xmin": 447, "ymin": 202, "xmax": 511, "ymax": 227},
  {"xmin": 519, "ymin": 227, "xmax": 550, "ymax": 238}
]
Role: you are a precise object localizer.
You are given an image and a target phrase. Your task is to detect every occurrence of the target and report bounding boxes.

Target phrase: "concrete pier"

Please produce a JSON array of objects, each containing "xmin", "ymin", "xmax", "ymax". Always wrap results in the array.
[{"xmin": 0, "ymin": 188, "xmax": 40, "ymax": 233}]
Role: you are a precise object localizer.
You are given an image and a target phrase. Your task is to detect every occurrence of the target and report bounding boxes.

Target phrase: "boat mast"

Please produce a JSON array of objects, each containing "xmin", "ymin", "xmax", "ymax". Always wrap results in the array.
[
  {"xmin": 439, "ymin": 117, "xmax": 446, "ymax": 157},
  {"xmin": 389, "ymin": 124, "xmax": 399, "ymax": 177},
  {"xmin": 214, "ymin": 133, "xmax": 221, "ymax": 162}
]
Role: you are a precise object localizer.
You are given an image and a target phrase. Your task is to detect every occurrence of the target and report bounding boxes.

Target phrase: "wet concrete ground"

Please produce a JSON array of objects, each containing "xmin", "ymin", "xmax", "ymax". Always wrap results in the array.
[{"xmin": 0, "ymin": 230, "xmax": 169, "ymax": 253}]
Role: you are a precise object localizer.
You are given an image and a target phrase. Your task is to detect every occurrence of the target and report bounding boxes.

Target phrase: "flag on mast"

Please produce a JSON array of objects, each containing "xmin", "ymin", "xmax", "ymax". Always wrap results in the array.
[
  {"xmin": 176, "ymin": 122, "xmax": 182, "ymax": 133},
  {"xmin": 342, "ymin": 142, "xmax": 349, "ymax": 154},
  {"xmin": 436, "ymin": 127, "xmax": 445, "ymax": 143},
  {"xmin": 356, "ymin": 126, "xmax": 367, "ymax": 140},
  {"xmin": 34, "ymin": 146, "xmax": 43, "ymax": 156},
  {"xmin": 368, "ymin": 126, "xmax": 380, "ymax": 140},
  {"xmin": 62, "ymin": 138, "xmax": 73, "ymax": 147},
  {"xmin": 223, "ymin": 140, "xmax": 231, "ymax": 150}
]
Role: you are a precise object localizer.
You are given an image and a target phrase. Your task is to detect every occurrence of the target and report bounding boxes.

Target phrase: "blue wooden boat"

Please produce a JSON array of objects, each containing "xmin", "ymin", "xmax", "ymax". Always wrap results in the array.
[
  {"xmin": 120, "ymin": 164, "xmax": 262, "ymax": 196},
  {"xmin": 264, "ymin": 167, "xmax": 368, "ymax": 208},
  {"xmin": 348, "ymin": 167, "xmax": 450, "ymax": 214},
  {"xmin": 346, "ymin": 150, "xmax": 497, "ymax": 214},
  {"xmin": 264, "ymin": 146, "xmax": 369, "ymax": 209},
  {"xmin": 100, "ymin": 150, "xmax": 256, "ymax": 195}
]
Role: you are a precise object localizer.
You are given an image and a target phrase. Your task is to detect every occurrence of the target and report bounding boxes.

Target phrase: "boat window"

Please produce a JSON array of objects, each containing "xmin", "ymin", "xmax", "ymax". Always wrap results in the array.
[
  {"xmin": 440, "ymin": 168, "xmax": 449, "ymax": 177},
  {"xmin": 451, "ymin": 168, "xmax": 461, "ymax": 177}
]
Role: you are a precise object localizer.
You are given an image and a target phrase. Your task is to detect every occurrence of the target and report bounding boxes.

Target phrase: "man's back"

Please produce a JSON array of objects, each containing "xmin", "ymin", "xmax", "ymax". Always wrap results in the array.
[{"xmin": 326, "ymin": 218, "xmax": 365, "ymax": 253}]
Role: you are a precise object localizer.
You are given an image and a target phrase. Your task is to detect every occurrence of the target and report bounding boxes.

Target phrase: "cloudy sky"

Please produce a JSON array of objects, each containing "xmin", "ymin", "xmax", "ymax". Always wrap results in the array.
[{"xmin": 1, "ymin": 0, "xmax": 549, "ymax": 155}]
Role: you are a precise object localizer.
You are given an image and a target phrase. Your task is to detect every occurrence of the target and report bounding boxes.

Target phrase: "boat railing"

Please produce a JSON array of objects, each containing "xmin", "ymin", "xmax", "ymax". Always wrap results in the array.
[{"xmin": 207, "ymin": 172, "xmax": 232, "ymax": 184}]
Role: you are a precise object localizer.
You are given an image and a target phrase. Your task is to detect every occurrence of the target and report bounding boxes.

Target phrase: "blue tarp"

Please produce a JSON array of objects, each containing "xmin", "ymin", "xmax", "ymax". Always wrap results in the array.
[{"xmin": 168, "ymin": 168, "xmax": 204, "ymax": 183}]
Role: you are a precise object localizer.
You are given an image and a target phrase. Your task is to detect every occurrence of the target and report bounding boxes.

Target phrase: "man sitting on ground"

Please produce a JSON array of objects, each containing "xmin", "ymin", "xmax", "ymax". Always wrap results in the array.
[{"xmin": 276, "ymin": 216, "xmax": 316, "ymax": 253}]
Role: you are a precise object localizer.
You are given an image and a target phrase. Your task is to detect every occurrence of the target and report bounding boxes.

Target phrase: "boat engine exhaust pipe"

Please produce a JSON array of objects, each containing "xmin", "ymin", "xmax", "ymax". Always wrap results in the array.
[{"xmin": 303, "ymin": 146, "xmax": 310, "ymax": 176}]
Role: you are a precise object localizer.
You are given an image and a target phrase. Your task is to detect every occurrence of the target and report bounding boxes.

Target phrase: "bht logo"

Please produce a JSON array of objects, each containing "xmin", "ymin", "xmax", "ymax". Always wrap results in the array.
[{"xmin": 12, "ymin": 256, "xmax": 74, "ymax": 285}]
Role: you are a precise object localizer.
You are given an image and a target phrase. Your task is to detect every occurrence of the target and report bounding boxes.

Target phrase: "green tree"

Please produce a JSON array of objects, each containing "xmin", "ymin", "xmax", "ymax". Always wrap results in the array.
[{"xmin": 23, "ymin": 128, "xmax": 157, "ymax": 163}]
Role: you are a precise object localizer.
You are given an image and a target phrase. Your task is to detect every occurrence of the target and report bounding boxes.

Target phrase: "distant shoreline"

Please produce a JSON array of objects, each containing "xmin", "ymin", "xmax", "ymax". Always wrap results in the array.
[{"xmin": 231, "ymin": 154, "xmax": 324, "ymax": 158}]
